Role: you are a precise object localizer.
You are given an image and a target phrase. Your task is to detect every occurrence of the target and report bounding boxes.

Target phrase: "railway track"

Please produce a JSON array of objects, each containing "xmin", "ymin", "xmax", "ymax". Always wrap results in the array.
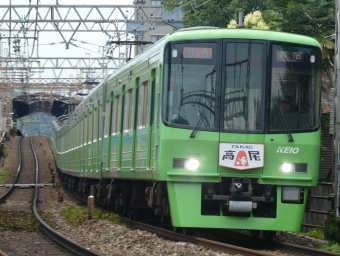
[
  {"xmin": 68, "ymin": 186, "xmax": 339, "ymax": 256},
  {"xmin": 0, "ymin": 136, "xmax": 339, "ymax": 256},
  {"xmin": 123, "ymin": 218, "xmax": 340, "ymax": 256},
  {"xmin": 0, "ymin": 136, "xmax": 101, "ymax": 256}
]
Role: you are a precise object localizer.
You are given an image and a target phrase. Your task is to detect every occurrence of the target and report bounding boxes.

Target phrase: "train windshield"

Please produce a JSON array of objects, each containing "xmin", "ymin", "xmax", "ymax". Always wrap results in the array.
[
  {"xmin": 163, "ymin": 42, "xmax": 217, "ymax": 129},
  {"xmin": 223, "ymin": 43, "xmax": 264, "ymax": 131},
  {"xmin": 163, "ymin": 41, "xmax": 321, "ymax": 133},
  {"xmin": 269, "ymin": 44, "xmax": 321, "ymax": 131}
]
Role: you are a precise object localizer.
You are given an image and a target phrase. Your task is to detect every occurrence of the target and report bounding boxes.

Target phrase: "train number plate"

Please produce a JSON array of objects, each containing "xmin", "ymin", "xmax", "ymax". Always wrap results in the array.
[{"xmin": 219, "ymin": 143, "xmax": 264, "ymax": 170}]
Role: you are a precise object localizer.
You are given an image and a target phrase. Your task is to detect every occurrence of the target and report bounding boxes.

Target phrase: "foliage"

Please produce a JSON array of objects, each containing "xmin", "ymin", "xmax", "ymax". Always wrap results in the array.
[
  {"xmin": 262, "ymin": 0, "xmax": 335, "ymax": 58},
  {"xmin": 228, "ymin": 11, "xmax": 269, "ymax": 29},
  {"xmin": 0, "ymin": 169, "xmax": 11, "ymax": 183},
  {"xmin": 163, "ymin": 0, "xmax": 268, "ymax": 28},
  {"xmin": 164, "ymin": 0, "xmax": 335, "ymax": 58},
  {"xmin": 2, "ymin": 145, "xmax": 8, "ymax": 156},
  {"xmin": 244, "ymin": 11, "xmax": 270, "ymax": 30},
  {"xmin": 60, "ymin": 206, "xmax": 123, "ymax": 226},
  {"xmin": 0, "ymin": 211, "xmax": 40, "ymax": 232},
  {"xmin": 324, "ymin": 211, "xmax": 340, "ymax": 242},
  {"xmin": 318, "ymin": 242, "xmax": 340, "ymax": 253},
  {"xmin": 321, "ymin": 113, "xmax": 330, "ymax": 132},
  {"xmin": 305, "ymin": 227, "xmax": 325, "ymax": 240},
  {"xmin": 263, "ymin": 0, "xmax": 334, "ymax": 36}
]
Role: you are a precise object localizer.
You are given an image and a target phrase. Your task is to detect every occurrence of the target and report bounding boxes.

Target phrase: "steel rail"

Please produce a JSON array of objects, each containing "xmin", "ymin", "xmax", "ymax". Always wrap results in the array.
[
  {"xmin": 129, "ymin": 220, "xmax": 272, "ymax": 256},
  {"xmin": 0, "ymin": 136, "xmax": 22, "ymax": 203},
  {"xmin": 30, "ymin": 137, "xmax": 102, "ymax": 256},
  {"xmin": 131, "ymin": 220, "xmax": 340, "ymax": 256}
]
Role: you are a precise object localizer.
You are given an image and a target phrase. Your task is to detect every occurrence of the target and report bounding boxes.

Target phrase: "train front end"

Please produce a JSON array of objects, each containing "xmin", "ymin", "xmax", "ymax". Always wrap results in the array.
[{"xmin": 159, "ymin": 29, "xmax": 322, "ymax": 232}]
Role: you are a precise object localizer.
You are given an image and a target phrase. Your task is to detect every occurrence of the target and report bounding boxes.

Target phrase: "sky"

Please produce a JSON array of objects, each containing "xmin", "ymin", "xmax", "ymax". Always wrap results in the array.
[{"xmin": 0, "ymin": 0, "xmax": 138, "ymax": 85}]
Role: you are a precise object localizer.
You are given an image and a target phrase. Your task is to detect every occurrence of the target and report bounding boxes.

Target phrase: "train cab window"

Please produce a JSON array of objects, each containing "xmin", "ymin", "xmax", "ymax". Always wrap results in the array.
[
  {"xmin": 138, "ymin": 81, "xmax": 149, "ymax": 128},
  {"xmin": 223, "ymin": 42, "xmax": 264, "ymax": 132},
  {"xmin": 112, "ymin": 95, "xmax": 120, "ymax": 135},
  {"xmin": 163, "ymin": 42, "xmax": 217, "ymax": 129},
  {"xmin": 124, "ymin": 89, "xmax": 134, "ymax": 131},
  {"xmin": 269, "ymin": 44, "xmax": 321, "ymax": 131}
]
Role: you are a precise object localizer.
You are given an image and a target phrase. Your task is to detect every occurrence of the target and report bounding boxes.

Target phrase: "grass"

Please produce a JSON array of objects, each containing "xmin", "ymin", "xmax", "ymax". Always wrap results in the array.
[
  {"xmin": 0, "ymin": 169, "xmax": 11, "ymax": 183},
  {"xmin": 60, "ymin": 205, "xmax": 124, "ymax": 226},
  {"xmin": 0, "ymin": 211, "xmax": 40, "ymax": 232},
  {"xmin": 318, "ymin": 243, "xmax": 340, "ymax": 253},
  {"xmin": 303, "ymin": 227, "xmax": 325, "ymax": 240},
  {"xmin": 296, "ymin": 227, "xmax": 340, "ymax": 254}
]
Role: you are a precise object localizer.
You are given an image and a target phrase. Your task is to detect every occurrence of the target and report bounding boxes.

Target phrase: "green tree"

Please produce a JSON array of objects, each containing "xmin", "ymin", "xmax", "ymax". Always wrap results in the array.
[
  {"xmin": 262, "ymin": 0, "xmax": 335, "ymax": 57},
  {"xmin": 228, "ymin": 11, "xmax": 270, "ymax": 29},
  {"xmin": 163, "ymin": 0, "xmax": 268, "ymax": 28},
  {"xmin": 262, "ymin": 0, "xmax": 335, "ymax": 112},
  {"xmin": 263, "ymin": 0, "xmax": 334, "ymax": 35}
]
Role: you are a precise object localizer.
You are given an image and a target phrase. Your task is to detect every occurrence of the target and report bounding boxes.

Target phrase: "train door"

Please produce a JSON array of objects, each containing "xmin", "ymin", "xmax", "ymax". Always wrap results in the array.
[
  {"xmin": 149, "ymin": 69, "xmax": 157, "ymax": 178},
  {"xmin": 120, "ymin": 87, "xmax": 136, "ymax": 179},
  {"xmin": 103, "ymin": 92, "xmax": 113, "ymax": 174},
  {"xmin": 135, "ymin": 79, "xmax": 149, "ymax": 179},
  {"xmin": 110, "ymin": 94, "xmax": 121, "ymax": 177},
  {"xmin": 83, "ymin": 111, "xmax": 88, "ymax": 174},
  {"xmin": 88, "ymin": 107, "xmax": 93, "ymax": 174}
]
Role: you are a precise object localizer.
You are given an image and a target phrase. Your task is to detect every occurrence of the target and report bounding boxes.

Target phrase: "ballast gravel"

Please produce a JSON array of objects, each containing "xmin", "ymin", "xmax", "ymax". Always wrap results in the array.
[{"xmin": 0, "ymin": 136, "xmax": 329, "ymax": 256}]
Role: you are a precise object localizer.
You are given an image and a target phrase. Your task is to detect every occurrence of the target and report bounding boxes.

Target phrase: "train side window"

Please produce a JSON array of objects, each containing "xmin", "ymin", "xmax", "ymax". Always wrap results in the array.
[
  {"xmin": 94, "ymin": 107, "xmax": 98, "ymax": 142},
  {"xmin": 78, "ymin": 119, "xmax": 82, "ymax": 147},
  {"xmin": 112, "ymin": 95, "xmax": 120, "ymax": 135},
  {"xmin": 98, "ymin": 104, "xmax": 102, "ymax": 140},
  {"xmin": 124, "ymin": 88, "xmax": 134, "ymax": 131},
  {"xmin": 104, "ymin": 98, "xmax": 111, "ymax": 137},
  {"xmin": 89, "ymin": 110, "xmax": 93, "ymax": 143},
  {"xmin": 84, "ymin": 114, "xmax": 88, "ymax": 144},
  {"xmin": 138, "ymin": 81, "xmax": 149, "ymax": 128}
]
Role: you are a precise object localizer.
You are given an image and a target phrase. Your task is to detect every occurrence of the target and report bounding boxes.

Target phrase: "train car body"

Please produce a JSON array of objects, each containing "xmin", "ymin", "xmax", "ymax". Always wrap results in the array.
[{"xmin": 52, "ymin": 28, "xmax": 322, "ymax": 234}]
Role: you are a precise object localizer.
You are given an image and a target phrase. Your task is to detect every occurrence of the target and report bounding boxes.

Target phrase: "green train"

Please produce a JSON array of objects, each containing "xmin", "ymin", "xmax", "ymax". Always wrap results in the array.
[{"xmin": 51, "ymin": 27, "xmax": 322, "ymax": 237}]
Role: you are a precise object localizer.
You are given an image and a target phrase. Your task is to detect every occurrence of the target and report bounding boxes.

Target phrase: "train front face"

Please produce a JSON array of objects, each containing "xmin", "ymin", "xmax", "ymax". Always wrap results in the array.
[{"xmin": 160, "ymin": 34, "xmax": 322, "ymax": 231}]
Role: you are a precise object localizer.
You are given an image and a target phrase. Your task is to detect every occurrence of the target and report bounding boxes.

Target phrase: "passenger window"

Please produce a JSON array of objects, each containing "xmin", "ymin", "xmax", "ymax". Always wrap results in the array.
[
  {"xmin": 138, "ymin": 81, "xmax": 149, "ymax": 128},
  {"xmin": 104, "ymin": 99, "xmax": 111, "ymax": 137},
  {"xmin": 112, "ymin": 95, "xmax": 120, "ymax": 135},
  {"xmin": 124, "ymin": 89, "xmax": 134, "ymax": 131},
  {"xmin": 94, "ymin": 108, "xmax": 98, "ymax": 141}
]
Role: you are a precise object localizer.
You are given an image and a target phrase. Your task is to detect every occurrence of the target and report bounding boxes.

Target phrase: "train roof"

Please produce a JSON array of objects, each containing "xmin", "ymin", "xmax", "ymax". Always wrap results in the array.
[{"xmin": 166, "ymin": 27, "xmax": 321, "ymax": 48}]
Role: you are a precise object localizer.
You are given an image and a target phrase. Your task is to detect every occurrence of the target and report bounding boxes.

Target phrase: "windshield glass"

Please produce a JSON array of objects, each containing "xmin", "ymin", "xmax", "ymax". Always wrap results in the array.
[
  {"xmin": 270, "ymin": 44, "xmax": 321, "ymax": 131},
  {"xmin": 163, "ymin": 42, "xmax": 217, "ymax": 129},
  {"xmin": 223, "ymin": 42, "xmax": 264, "ymax": 131}
]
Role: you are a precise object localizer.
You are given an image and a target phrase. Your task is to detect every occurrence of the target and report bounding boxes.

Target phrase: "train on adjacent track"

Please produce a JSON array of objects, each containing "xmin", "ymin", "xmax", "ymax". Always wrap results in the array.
[{"xmin": 51, "ymin": 27, "xmax": 322, "ymax": 239}]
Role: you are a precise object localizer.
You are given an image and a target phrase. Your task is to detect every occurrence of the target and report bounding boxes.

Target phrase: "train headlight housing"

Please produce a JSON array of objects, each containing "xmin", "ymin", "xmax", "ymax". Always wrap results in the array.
[
  {"xmin": 281, "ymin": 163, "xmax": 293, "ymax": 173},
  {"xmin": 281, "ymin": 163, "xmax": 307, "ymax": 174},
  {"xmin": 173, "ymin": 158, "xmax": 200, "ymax": 171},
  {"xmin": 185, "ymin": 159, "xmax": 200, "ymax": 171}
]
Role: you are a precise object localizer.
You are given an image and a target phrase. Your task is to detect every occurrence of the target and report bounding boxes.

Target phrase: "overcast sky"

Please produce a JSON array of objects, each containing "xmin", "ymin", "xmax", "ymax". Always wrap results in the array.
[{"xmin": 0, "ymin": 0, "xmax": 137, "ymax": 82}]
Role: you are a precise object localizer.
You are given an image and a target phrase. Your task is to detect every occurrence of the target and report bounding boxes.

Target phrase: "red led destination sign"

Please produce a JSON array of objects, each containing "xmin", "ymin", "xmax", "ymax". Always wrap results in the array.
[{"xmin": 183, "ymin": 47, "xmax": 213, "ymax": 59}]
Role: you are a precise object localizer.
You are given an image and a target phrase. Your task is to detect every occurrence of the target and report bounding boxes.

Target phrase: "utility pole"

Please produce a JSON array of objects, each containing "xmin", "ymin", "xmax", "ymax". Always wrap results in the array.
[{"xmin": 334, "ymin": 0, "xmax": 340, "ymax": 217}]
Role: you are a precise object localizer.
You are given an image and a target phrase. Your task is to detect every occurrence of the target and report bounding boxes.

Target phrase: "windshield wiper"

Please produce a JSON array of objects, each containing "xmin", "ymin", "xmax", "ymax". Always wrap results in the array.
[
  {"xmin": 190, "ymin": 111, "xmax": 206, "ymax": 138},
  {"xmin": 275, "ymin": 105, "xmax": 294, "ymax": 142}
]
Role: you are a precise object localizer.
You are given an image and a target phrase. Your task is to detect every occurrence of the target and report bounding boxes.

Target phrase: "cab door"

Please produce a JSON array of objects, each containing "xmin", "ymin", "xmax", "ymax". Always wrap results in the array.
[{"xmin": 218, "ymin": 40, "xmax": 266, "ymax": 175}]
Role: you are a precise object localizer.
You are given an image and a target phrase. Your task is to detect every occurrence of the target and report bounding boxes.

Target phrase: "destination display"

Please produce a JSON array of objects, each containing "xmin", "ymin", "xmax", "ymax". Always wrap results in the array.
[{"xmin": 183, "ymin": 47, "xmax": 213, "ymax": 59}]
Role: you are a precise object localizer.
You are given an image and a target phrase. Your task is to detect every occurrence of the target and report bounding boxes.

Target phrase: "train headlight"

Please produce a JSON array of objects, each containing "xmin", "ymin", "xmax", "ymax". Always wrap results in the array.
[
  {"xmin": 281, "ymin": 163, "xmax": 307, "ymax": 174},
  {"xmin": 185, "ymin": 159, "xmax": 200, "ymax": 171},
  {"xmin": 281, "ymin": 163, "xmax": 293, "ymax": 173}
]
